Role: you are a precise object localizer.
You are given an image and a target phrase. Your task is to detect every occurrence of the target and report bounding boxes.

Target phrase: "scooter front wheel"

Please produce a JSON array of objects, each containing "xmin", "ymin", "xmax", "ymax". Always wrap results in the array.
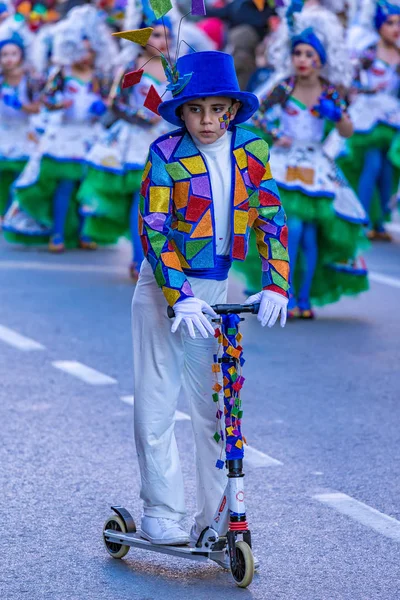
[
  {"xmin": 103, "ymin": 514, "xmax": 132, "ymax": 559},
  {"xmin": 231, "ymin": 541, "xmax": 255, "ymax": 588}
]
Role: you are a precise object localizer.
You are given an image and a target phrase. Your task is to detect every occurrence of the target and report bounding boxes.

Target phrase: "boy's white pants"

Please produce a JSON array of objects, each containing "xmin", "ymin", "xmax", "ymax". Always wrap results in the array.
[{"xmin": 132, "ymin": 259, "xmax": 228, "ymax": 531}]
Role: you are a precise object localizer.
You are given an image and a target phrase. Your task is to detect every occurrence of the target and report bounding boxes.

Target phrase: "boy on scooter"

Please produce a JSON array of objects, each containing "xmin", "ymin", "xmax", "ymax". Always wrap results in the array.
[{"xmin": 132, "ymin": 49, "xmax": 289, "ymax": 548}]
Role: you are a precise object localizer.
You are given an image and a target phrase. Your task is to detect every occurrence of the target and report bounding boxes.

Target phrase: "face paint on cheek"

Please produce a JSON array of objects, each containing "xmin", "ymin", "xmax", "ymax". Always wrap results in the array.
[
  {"xmin": 219, "ymin": 106, "xmax": 233, "ymax": 129},
  {"xmin": 311, "ymin": 59, "xmax": 319, "ymax": 69}
]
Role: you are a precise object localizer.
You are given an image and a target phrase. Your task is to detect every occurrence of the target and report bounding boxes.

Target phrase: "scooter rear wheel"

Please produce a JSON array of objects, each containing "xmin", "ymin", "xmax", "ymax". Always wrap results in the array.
[
  {"xmin": 231, "ymin": 541, "xmax": 255, "ymax": 588},
  {"xmin": 103, "ymin": 515, "xmax": 131, "ymax": 559}
]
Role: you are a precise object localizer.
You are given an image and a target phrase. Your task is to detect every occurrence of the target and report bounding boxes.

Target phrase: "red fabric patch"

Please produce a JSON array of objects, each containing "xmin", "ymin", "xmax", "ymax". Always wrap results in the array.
[
  {"xmin": 236, "ymin": 200, "xmax": 249, "ymax": 211},
  {"xmin": 141, "ymin": 234, "xmax": 148, "ymax": 256},
  {"xmin": 280, "ymin": 225, "xmax": 288, "ymax": 248},
  {"xmin": 185, "ymin": 195, "xmax": 211, "ymax": 222},
  {"xmin": 248, "ymin": 155, "xmax": 265, "ymax": 188},
  {"xmin": 259, "ymin": 189, "xmax": 280, "ymax": 206},
  {"xmin": 232, "ymin": 235, "xmax": 245, "ymax": 260},
  {"xmin": 263, "ymin": 284, "xmax": 288, "ymax": 296},
  {"xmin": 140, "ymin": 176, "xmax": 150, "ymax": 198},
  {"xmin": 167, "ymin": 241, "xmax": 174, "ymax": 251},
  {"xmin": 144, "ymin": 85, "xmax": 162, "ymax": 115},
  {"xmin": 122, "ymin": 69, "xmax": 144, "ymax": 89}
]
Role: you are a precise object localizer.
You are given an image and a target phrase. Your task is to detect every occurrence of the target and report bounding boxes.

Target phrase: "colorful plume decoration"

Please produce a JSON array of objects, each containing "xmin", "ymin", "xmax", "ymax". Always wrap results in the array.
[
  {"xmin": 149, "ymin": 0, "xmax": 172, "ymax": 19},
  {"xmin": 113, "ymin": 0, "xmax": 202, "ymax": 111},
  {"xmin": 112, "ymin": 27, "xmax": 154, "ymax": 46},
  {"xmin": 122, "ymin": 68, "xmax": 144, "ymax": 90},
  {"xmin": 143, "ymin": 84, "xmax": 163, "ymax": 115}
]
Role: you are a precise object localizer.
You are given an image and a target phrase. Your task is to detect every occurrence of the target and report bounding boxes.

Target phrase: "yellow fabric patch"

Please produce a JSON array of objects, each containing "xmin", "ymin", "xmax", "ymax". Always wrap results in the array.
[
  {"xmin": 177, "ymin": 221, "xmax": 192, "ymax": 233},
  {"xmin": 112, "ymin": 27, "xmax": 153, "ymax": 46},
  {"xmin": 143, "ymin": 160, "xmax": 151, "ymax": 180},
  {"xmin": 257, "ymin": 242, "xmax": 269, "ymax": 260},
  {"xmin": 235, "ymin": 439, "xmax": 243, "ymax": 449},
  {"xmin": 233, "ymin": 148, "xmax": 247, "ymax": 170},
  {"xmin": 212, "ymin": 364, "xmax": 221, "ymax": 373},
  {"xmin": 234, "ymin": 210, "xmax": 248, "ymax": 234},
  {"xmin": 161, "ymin": 252, "xmax": 183, "ymax": 271},
  {"xmin": 236, "ymin": 332, "xmax": 243, "ymax": 343},
  {"xmin": 255, "ymin": 227, "xmax": 265, "ymax": 245},
  {"xmin": 226, "ymin": 426, "xmax": 234, "ymax": 436},
  {"xmin": 224, "ymin": 388, "xmax": 231, "ymax": 398},
  {"xmin": 262, "ymin": 162, "xmax": 272, "ymax": 181},
  {"xmin": 162, "ymin": 286, "xmax": 181, "ymax": 306},
  {"xmin": 173, "ymin": 181, "xmax": 190, "ymax": 210},
  {"xmin": 191, "ymin": 209, "xmax": 212, "ymax": 238},
  {"xmin": 149, "ymin": 187, "xmax": 170, "ymax": 213},
  {"xmin": 180, "ymin": 156, "xmax": 206, "ymax": 175},
  {"xmin": 270, "ymin": 259, "xmax": 290, "ymax": 280}
]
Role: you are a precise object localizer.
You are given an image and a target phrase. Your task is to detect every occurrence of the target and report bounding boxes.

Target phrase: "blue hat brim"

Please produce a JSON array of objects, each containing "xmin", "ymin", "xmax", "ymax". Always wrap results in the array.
[{"xmin": 158, "ymin": 90, "xmax": 260, "ymax": 126}]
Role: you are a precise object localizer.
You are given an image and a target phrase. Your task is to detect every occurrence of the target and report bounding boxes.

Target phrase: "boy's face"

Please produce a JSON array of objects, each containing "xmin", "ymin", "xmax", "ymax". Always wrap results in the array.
[
  {"xmin": 180, "ymin": 96, "xmax": 240, "ymax": 145},
  {"xmin": 0, "ymin": 43, "xmax": 23, "ymax": 71}
]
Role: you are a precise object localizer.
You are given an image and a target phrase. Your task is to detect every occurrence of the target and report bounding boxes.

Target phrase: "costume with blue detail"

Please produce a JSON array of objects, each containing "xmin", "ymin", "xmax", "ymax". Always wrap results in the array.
[{"xmin": 248, "ymin": 21, "xmax": 369, "ymax": 314}]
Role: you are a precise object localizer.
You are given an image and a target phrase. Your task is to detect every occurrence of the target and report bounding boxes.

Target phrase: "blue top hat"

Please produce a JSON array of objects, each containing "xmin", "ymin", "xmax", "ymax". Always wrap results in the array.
[{"xmin": 158, "ymin": 51, "xmax": 259, "ymax": 127}]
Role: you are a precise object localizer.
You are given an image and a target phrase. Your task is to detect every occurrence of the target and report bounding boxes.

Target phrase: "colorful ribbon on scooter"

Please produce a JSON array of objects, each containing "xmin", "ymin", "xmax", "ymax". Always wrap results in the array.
[{"xmin": 212, "ymin": 313, "xmax": 246, "ymax": 467}]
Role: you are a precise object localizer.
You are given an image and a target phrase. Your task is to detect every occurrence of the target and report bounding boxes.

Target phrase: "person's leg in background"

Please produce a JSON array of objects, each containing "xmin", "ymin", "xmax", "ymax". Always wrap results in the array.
[
  {"xmin": 286, "ymin": 216, "xmax": 304, "ymax": 316},
  {"xmin": 375, "ymin": 152, "xmax": 393, "ymax": 240},
  {"xmin": 357, "ymin": 147, "xmax": 383, "ymax": 237},
  {"xmin": 129, "ymin": 191, "xmax": 144, "ymax": 281},
  {"xmin": 297, "ymin": 221, "xmax": 318, "ymax": 318},
  {"xmin": 49, "ymin": 179, "xmax": 76, "ymax": 252}
]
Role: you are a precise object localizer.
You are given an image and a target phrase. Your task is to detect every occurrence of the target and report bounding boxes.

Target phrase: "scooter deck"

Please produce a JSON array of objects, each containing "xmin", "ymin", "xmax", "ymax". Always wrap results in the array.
[{"xmin": 104, "ymin": 529, "xmax": 227, "ymax": 563}]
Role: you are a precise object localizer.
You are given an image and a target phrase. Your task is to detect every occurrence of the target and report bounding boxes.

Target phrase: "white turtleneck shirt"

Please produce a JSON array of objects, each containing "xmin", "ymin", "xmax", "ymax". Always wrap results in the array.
[{"xmin": 193, "ymin": 131, "xmax": 233, "ymax": 256}]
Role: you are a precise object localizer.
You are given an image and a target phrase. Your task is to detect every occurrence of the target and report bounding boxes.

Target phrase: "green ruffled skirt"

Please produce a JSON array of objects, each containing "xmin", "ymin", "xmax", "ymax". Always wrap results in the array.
[
  {"xmin": 233, "ymin": 187, "xmax": 368, "ymax": 306},
  {"xmin": 78, "ymin": 167, "xmax": 143, "ymax": 244}
]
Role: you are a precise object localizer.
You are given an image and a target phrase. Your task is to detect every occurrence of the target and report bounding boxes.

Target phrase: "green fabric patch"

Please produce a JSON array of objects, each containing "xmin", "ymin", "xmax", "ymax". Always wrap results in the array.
[
  {"xmin": 270, "ymin": 238, "xmax": 288, "ymax": 260},
  {"xmin": 245, "ymin": 139, "xmax": 269, "ymax": 165},
  {"xmin": 155, "ymin": 262, "xmax": 166, "ymax": 286},
  {"xmin": 248, "ymin": 191, "xmax": 260, "ymax": 208},
  {"xmin": 259, "ymin": 205, "xmax": 279, "ymax": 219},
  {"xmin": 139, "ymin": 194, "xmax": 145, "ymax": 213},
  {"xmin": 165, "ymin": 162, "xmax": 191, "ymax": 181},
  {"xmin": 185, "ymin": 238, "xmax": 211, "ymax": 259},
  {"xmin": 146, "ymin": 226, "xmax": 166, "ymax": 257},
  {"xmin": 271, "ymin": 269, "xmax": 290, "ymax": 291}
]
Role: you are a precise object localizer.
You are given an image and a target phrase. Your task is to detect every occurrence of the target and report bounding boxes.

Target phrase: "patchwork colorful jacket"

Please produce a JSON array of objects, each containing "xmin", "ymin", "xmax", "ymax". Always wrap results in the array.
[{"xmin": 139, "ymin": 125, "xmax": 289, "ymax": 306}]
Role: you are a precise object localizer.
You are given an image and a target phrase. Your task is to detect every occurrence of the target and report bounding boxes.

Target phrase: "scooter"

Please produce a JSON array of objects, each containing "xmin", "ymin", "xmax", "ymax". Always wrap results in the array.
[{"xmin": 103, "ymin": 302, "xmax": 260, "ymax": 588}]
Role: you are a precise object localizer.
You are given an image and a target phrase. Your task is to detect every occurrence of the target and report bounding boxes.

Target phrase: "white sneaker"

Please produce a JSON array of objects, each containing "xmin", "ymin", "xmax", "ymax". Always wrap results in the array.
[{"xmin": 140, "ymin": 516, "xmax": 190, "ymax": 546}]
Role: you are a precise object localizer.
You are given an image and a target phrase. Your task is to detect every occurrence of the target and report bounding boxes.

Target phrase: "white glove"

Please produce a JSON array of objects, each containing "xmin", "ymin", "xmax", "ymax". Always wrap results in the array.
[
  {"xmin": 244, "ymin": 290, "xmax": 288, "ymax": 328},
  {"xmin": 171, "ymin": 297, "xmax": 217, "ymax": 339}
]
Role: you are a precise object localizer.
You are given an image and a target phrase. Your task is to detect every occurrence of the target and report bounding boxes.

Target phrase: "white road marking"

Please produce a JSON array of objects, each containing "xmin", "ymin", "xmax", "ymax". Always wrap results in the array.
[
  {"xmin": 0, "ymin": 260, "xmax": 126, "ymax": 275},
  {"xmin": 369, "ymin": 272, "xmax": 400, "ymax": 290},
  {"xmin": 120, "ymin": 396, "xmax": 191, "ymax": 421},
  {"xmin": 0, "ymin": 324, "xmax": 45, "ymax": 351},
  {"xmin": 314, "ymin": 492, "xmax": 400, "ymax": 543},
  {"xmin": 245, "ymin": 445, "xmax": 283, "ymax": 468},
  {"xmin": 386, "ymin": 222, "xmax": 400, "ymax": 235},
  {"xmin": 52, "ymin": 361, "xmax": 117, "ymax": 385}
]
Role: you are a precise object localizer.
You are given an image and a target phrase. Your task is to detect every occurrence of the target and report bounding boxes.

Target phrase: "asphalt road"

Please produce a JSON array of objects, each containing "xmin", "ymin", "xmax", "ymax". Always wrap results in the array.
[{"xmin": 0, "ymin": 231, "xmax": 399, "ymax": 600}]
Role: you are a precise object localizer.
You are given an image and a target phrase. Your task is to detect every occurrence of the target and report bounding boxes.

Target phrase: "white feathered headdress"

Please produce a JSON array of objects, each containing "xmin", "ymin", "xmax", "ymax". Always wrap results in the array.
[
  {"xmin": 51, "ymin": 5, "xmax": 118, "ymax": 70},
  {"xmin": 268, "ymin": 4, "xmax": 353, "ymax": 88}
]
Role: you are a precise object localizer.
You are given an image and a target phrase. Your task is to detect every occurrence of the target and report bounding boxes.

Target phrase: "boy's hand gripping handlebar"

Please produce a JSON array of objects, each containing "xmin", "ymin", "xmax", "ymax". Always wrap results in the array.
[{"xmin": 167, "ymin": 303, "xmax": 261, "ymax": 318}]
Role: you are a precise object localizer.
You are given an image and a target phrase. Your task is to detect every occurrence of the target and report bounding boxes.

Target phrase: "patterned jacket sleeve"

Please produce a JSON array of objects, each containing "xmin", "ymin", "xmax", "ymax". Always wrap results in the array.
[
  {"xmin": 247, "ymin": 139, "xmax": 290, "ymax": 297},
  {"xmin": 251, "ymin": 81, "xmax": 289, "ymax": 139},
  {"xmin": 41, "ymin": 67, "xmax": 65, "ymax": 110},
  {"xmin": 139, "ymin": 146, "xmax": 195, "ymax": 306}
]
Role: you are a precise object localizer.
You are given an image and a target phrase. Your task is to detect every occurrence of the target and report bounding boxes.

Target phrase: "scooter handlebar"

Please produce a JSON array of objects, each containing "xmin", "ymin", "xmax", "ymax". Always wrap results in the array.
[{"xmin": 167, "ymin": 302, "xmax": 260, "ymax": 319}]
